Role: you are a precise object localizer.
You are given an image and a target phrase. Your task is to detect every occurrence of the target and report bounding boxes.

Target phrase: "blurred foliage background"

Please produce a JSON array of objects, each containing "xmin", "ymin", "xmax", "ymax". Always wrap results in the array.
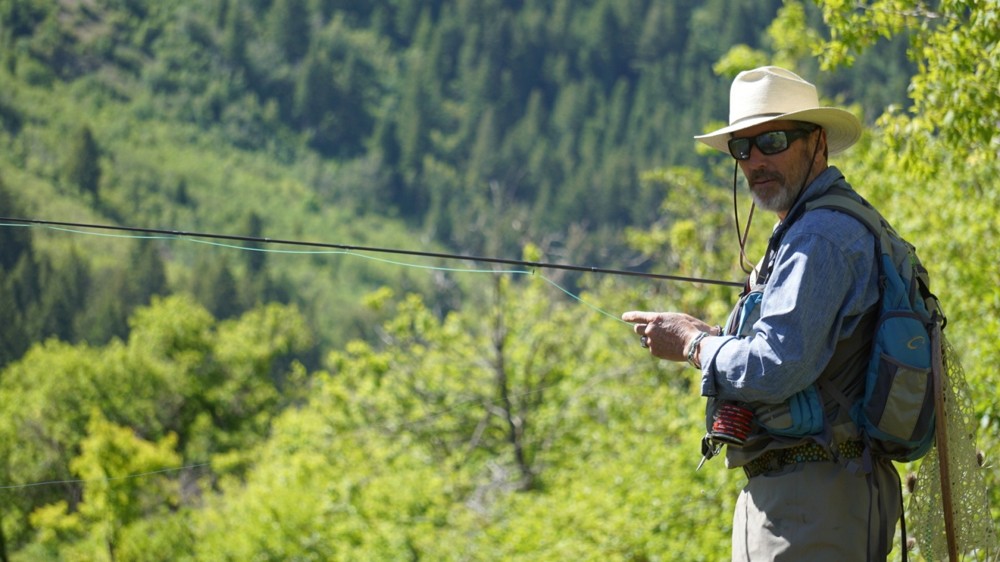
[{"xmin": 0, "ymin": 0, "xmax": 996, "ymax": 559}]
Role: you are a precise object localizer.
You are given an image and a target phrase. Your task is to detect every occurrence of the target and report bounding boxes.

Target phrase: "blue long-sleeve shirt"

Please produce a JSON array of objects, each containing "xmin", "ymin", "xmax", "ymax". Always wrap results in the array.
[{"xmin": 699, "ymin": 167, "xmax": 881, "ymax": 405}]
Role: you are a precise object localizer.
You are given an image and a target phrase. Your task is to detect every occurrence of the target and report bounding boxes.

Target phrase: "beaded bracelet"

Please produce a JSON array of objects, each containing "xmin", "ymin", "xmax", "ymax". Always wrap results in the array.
[{"xmin": 686, "ymin": 330, "xmax": 710, "ymax": 369}]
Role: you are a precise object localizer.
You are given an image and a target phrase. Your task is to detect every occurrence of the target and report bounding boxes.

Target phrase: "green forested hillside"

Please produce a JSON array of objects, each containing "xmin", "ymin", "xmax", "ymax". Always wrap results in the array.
[
  {"xmin": 0, "ymin": 0, "xmax": 916, "ymax": 360},
  {"xmin": 1, "ymin": 0, "xmax": 997, "ymax": 560}
]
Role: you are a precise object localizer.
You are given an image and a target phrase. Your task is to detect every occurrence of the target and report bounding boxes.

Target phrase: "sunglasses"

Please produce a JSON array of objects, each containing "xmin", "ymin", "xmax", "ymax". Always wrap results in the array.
[{"xmin": 727, "ymin": 128, "xmax": 817, "ymax": 160}]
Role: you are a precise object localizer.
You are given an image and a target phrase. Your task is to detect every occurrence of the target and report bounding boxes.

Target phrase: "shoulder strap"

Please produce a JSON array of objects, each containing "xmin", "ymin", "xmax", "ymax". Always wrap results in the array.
[
  {"xmin": 799, "ymin": 183, "xmax": 884, "ymax": 428},
  {"xmin": 803, "ymin": 185, "xmax": 888, "ymax": 253},
  {"xmin": 808, "ymin": 183, "xmax": 944, "ymax": 327}
]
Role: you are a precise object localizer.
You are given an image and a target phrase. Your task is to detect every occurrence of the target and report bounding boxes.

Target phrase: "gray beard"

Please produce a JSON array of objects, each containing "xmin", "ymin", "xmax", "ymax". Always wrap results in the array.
[{"xmin": 750, "ymin": 185, "xmax": 798, "ymax": 214}]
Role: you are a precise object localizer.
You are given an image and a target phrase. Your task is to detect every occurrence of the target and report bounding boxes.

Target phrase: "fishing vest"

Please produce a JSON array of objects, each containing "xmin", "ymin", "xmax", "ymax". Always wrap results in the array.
[{"xmin": 712, "ymin": 178, "xmax": 880, "ymax": 466}]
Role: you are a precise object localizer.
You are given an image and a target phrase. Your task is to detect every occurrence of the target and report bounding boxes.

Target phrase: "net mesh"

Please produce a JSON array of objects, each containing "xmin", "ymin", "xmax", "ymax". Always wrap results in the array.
[{"xmin": 909, "ymin": 333, "xmax": 998, "ymax": 561}]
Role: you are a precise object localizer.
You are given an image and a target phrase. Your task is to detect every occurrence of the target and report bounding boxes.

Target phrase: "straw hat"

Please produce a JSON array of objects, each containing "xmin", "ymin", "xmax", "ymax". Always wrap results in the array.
[{"xmin": 695, "ymin": 66, "xmax": 862, "ymax": 155}]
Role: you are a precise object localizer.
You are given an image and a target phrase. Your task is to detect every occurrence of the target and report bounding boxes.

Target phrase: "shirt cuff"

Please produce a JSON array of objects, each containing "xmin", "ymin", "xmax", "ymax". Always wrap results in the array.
[{"xmin": 698, "ymin": 335, "xmax": 732, "ymax": 397}]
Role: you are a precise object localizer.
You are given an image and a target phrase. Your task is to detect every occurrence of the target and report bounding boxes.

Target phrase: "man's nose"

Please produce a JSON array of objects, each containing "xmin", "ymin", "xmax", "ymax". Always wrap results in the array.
[{"xmin": 739, "ymin": 152, "xmax": 769, "ymax": 174}]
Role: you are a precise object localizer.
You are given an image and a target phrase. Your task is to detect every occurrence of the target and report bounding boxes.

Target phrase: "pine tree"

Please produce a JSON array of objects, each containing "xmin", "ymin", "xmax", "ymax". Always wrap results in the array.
[
  {"xmin": 192, "ymin": 257, "xmax": 242, "ymax": 321},
  {"xmin": 293, "ymin": 51, "xmax": 330, "ymax": 128},
  {"xmin": 0, "ymin": 176, "xmax": 31, "ymax": 271},
  {"xmin": 220, "ymin": 1, "xmax": 248, "ymax": 67},
  {"xmin": 64, "ymin": 125, "xmax": 101, "ymax": 199},
  {"xmin": 0, "ymin": 259, "xmax": 31, "ymax": 366},
  {"xmin": 268, "ymin": 0, "xmax": 310, "ymax": 62},
  {"xmin": 242, "ymin": 211, "xmax": 267, "ymax": 276},
  {"xmin": 466, "ymin": 107, "xmax": 500, "ymax": 189},
  {"xmin": 40, "ymin": 249, "xmax": 90, "ymax": 343},
  {"xmin": 127, "ymin": 240, "xmax": 169, "ymax": 307}
]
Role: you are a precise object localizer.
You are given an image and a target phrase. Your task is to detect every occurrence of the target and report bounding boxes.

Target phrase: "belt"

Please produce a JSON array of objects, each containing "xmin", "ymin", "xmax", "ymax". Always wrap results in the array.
[{"xmin": 742, "ymin": 440, "xmax": 864, "ymax": 478}]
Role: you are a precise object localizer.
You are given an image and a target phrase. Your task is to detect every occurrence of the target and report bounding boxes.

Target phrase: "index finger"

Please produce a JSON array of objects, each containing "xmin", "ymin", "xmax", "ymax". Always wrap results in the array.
[{"xmin": 620, "ymin": 311, "xmax": 656, "ymax": 324}]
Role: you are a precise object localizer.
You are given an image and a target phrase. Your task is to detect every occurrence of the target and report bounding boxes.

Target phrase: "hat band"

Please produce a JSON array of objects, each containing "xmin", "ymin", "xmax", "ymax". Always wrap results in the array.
[{"xmin": 729, "ymin": 112, "xmax": 786, "ymax": 128}]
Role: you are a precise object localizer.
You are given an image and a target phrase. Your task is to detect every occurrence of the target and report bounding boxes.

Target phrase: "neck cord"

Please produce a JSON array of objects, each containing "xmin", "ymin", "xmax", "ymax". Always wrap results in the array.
[{"xmin": 733, "ymin": 160, "xmax": 758, "ymax": 275}]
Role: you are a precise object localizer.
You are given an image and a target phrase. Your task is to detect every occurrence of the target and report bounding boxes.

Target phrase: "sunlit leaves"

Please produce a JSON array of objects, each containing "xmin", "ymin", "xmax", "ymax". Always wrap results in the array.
[
  {"xmin": 819, "ymin": 0, "xmax": 1000, "ymax": 170},
  {"xmin": 0, "ymin": 295, "xmax": 313, "ymax": 557},
  {"xmin": 190, "ymin": 272, "xmax": 740, "ymax": 560},
  {"xmin": 59, "ymin": 411, "xmax": 181, "ymax": 556}
]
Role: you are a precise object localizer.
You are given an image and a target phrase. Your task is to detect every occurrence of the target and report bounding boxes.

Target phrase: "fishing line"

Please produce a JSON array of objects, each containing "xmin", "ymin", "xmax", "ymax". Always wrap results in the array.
[
  {"xmin": 0, "ymin": 219, "xmax": 640, "ymax": 324},
  {"xmin": 0, "ymin": 216, "xmax": 744, "ymax": 287}
]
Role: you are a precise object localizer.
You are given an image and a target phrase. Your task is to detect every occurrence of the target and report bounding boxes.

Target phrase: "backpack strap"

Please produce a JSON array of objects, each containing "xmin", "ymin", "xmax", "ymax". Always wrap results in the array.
[
  {"xmin": 804, "ymin": 185, "xmax": 887, "ymax": 254},
  {"xmin": 808, "ymin": 185, "xmax": 944, "ymax": 326},
  {"xmin": 795, "ymin": 183, "xmax": 883, "ymax": 427}
]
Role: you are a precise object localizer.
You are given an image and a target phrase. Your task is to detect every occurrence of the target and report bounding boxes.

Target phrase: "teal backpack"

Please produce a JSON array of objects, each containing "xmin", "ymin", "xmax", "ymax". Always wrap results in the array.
[{"xmin": 804, "ymin": 186, "xmax": 943, "ymax": 461}]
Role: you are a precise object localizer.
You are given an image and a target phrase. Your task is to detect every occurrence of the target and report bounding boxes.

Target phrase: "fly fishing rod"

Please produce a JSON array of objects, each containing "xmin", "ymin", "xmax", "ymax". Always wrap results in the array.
[{"xmin": 0, "ymin": 216, "xmax": 744, "ymax": 287}]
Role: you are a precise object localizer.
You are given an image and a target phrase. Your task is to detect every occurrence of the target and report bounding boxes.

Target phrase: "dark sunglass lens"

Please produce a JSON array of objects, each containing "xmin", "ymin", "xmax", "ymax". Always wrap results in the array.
[
  {"xmin": 728, "ymin": 138, "xmax": 751, "ymax": 160},
  {"xmin": 756, "ymin": 131, "xmax": 789, "ymax": 155}
]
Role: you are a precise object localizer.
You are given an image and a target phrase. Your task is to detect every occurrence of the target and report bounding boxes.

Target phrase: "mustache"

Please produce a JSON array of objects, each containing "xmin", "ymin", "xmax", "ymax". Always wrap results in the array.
[{"xmin": 748, "ymin": 170, "xmax": 784, "ymax": 184}]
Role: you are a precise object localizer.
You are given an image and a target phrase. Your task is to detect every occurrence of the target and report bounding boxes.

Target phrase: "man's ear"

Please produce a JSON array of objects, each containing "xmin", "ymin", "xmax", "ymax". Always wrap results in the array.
[{"xmin": 818, "ymin": 128, "xmax": 829, "ymax": 161}]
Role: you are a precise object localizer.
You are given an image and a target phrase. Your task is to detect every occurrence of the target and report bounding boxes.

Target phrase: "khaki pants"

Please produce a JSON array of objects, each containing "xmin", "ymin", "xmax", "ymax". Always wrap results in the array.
[{"xmin": 732, "ymin": 458, "xmax": 901, "ymax": 561}]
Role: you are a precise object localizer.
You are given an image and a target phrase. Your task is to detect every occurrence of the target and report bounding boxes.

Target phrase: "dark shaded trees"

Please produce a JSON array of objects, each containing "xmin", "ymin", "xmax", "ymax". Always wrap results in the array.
[{"xmin": 64, "ymin": 125, "xmax": 101, "ymax": 199}]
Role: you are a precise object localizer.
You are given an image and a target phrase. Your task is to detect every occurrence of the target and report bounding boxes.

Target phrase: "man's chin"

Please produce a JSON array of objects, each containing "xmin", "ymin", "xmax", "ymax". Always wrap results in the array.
[{"xmin": 750, "ymin": 194, "xmax": 788, "ymax": 214}]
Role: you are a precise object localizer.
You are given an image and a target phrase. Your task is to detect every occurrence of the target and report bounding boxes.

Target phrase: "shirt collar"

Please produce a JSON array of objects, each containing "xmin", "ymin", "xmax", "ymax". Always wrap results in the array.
[{"xmin": 784, "ymin": 166, "xmax": 845, "ymax": 222}]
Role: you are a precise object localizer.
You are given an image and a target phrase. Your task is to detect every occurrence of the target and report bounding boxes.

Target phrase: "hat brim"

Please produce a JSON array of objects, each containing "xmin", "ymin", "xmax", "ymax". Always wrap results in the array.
[{"xmin": 694, "ymin": 107, "xmax": 862, "ymax": 156}]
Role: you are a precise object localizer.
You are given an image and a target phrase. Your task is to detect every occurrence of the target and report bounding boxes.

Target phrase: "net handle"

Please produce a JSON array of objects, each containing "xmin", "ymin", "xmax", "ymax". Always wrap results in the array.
[{"xmin": 932, "ymin": 323, "xmax": 959, "ymax": 561}]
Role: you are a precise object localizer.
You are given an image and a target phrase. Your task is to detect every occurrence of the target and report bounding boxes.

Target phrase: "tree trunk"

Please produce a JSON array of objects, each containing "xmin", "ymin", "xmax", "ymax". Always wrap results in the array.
[{"xmin": 491, "ymin": 278, "xmax": 534, "ymax": 490}]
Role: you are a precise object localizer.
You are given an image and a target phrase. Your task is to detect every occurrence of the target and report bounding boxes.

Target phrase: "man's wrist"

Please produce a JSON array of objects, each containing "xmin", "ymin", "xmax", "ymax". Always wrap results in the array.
[{"xmin": 686, "ymin": 330, "xmax": 710, "ymax": 369}]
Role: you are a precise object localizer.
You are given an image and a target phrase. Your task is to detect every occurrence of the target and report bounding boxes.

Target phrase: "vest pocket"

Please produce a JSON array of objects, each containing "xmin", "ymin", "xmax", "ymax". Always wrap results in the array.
[{"xmin": 754, "ymin": 385, "xmax": 825, "ymax": 437}]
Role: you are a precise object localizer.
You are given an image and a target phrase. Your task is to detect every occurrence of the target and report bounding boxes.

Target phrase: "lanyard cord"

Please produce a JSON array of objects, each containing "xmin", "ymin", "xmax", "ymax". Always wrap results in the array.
[{"xmin": 733, "ymin": 160, "xmax": 758, "ymax": 276}]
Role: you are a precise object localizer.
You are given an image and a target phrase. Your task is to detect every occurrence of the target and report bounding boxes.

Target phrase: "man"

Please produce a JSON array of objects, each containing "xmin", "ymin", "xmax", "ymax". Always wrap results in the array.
[{"xmin": 622, "ymin": 66, "xmax": 902, "ymax": 560}]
